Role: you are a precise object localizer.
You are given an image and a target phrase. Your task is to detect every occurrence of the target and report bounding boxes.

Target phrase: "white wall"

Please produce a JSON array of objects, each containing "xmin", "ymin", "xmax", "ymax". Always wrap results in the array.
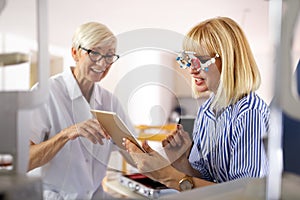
[{"xmin": 101, "ymin": 49, "xmax": 178, "ymax": 126}]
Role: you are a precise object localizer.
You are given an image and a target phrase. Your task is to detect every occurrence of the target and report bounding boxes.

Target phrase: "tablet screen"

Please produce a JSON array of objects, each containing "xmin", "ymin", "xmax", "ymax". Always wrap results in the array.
[{"xmin": 91, "ymin": 109, "xmax": 146, "ymax": 152}]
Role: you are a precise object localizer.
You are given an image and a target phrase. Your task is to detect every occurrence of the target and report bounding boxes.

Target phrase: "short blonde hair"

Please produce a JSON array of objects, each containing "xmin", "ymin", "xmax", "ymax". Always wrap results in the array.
[
  {"xmin": 183, "ymin": 17, "xmax": 261, "ymax": 109},
  {"xmin": 72, "ymin": 22, "xmax": 116, "ymax": 50}
]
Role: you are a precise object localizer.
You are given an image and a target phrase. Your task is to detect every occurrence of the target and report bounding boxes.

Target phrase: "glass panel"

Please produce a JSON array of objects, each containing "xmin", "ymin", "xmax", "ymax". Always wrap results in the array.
[{"xmin": 0, "ymin": 0, "xmax": 37, "ymax": 91}]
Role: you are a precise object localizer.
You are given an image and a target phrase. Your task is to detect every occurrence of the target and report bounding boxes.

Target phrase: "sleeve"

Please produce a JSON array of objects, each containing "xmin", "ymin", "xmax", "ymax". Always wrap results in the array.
[
  {"xmin": 189, "ymin": 143, "xmax": 214, "ymax": 182},
  {"xmin": 188, "ymin": 110, "xmax": 214, "ymax": 182},
  {"xmin": 29, "ymin": 102, "xmax": 51, "ymax": 144},
  {"xmin": 229, "ymin": 109, "xmax": 268, "ymax": 180}
]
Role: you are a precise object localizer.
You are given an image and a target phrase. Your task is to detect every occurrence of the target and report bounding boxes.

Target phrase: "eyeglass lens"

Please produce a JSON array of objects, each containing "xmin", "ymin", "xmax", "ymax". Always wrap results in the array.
[{"xmin": 89, "ymin": 51, "xmax": 119, "ymax": 64}]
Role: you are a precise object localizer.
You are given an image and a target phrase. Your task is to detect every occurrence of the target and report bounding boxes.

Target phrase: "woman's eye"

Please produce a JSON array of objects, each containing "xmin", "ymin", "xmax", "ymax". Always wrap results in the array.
[
  {"xmin": 90, "ymin": 51, "xmax": 100, "ymax": 56},
  {"xmin": 200, "ymin": 59, "xmax": 210, "ymax": 63}
]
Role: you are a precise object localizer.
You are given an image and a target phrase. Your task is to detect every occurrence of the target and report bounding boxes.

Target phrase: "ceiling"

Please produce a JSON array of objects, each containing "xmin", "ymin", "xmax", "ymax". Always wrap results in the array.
[
  {"xmin": 0, "ymin": 0, "xmax": 271, "ymax": 50},
  {"xmin": 0, "ymin": 0, "xmax": 299, "ymax": 62}
]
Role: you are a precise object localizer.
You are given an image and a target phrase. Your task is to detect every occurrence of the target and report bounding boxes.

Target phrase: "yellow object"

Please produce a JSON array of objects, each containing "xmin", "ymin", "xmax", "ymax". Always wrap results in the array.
[{"xmin": 136, "ymin": 123, "xmax": 177, "ymax": 141}]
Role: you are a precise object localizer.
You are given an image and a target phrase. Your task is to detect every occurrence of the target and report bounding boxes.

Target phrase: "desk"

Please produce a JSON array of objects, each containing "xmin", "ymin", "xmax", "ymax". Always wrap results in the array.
[
  {"xmin": 103, "ymin": 171, "xmax": 142, "ymax": 199},
  {"xmin": 162, "ymin": 173, "xmax": 300, "ymax": 200},
  {"xmin": 104, "ymin": 172, "xmax": 300, "ymax": 200},
  {"xmin": 103, "ymin": 172, "xmax": 178, "ymax": 199},
  {"xmin": 104, "ymin": 178, "xmax": 146, "ymax": 199}
]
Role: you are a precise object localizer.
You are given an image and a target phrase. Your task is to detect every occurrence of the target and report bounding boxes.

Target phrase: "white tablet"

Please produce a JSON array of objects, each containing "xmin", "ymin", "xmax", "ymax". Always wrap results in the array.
[{"xmin": 91, "ymin": 109, "xmax": 146, "ymax": 152}]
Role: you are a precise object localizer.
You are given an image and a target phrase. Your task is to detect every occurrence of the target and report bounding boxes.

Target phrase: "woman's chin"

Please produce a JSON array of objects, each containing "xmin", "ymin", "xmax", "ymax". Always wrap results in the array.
[{"xmin": 197, "ymin": 85, "xmax": 209, "ymax": 93}]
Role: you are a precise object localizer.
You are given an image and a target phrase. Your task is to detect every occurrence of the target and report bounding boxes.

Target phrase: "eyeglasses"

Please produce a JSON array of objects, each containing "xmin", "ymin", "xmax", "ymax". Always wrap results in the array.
[
  {"xmin": 176, "ymin": 50, "xmax": 219, "ymax": 72},
  {"xmin": 80, "ymin": 46, "xmax": 120, "ymax": 64}
]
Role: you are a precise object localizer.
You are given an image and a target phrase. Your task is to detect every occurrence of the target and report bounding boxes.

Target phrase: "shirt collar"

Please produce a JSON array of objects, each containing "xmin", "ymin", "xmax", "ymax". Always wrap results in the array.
[
  {"xmin": 202, "ymin": 94, "xmax": 214, "ymax": 112},
  {"xmin": 202, "ymin": 94, "xmax": 215, "ymax": 119},
  {"xmin": 63, "ymin": 67, "xmax": 83, "ymax": 100},
  {"xmin": 62, "ymin": 67, "xmax": 105, "ymax": 107}
]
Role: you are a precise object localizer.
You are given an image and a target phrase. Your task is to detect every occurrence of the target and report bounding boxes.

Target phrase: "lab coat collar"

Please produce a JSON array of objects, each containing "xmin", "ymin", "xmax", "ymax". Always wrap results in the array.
[
  {"xmin": 63, "ymin": 67, "xmax": 83, "ymax": 101},
  {"xmin": 90, "ymin": 83, "xmax": 104, "ymax": 107},
  {"xmin": 63, "ymin": 67, "xmax": 104, "ymax": 107}
]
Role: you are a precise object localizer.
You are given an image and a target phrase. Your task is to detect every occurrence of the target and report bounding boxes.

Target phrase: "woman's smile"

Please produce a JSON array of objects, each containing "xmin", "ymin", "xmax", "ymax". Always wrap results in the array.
[{"xmin": 91, "ymin": 66, "xmax": 106, "ymax": 73}]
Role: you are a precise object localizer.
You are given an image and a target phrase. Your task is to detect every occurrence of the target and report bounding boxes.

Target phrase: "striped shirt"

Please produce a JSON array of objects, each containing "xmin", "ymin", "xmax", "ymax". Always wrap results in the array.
[{"xmin": 189, "ymin": 92, "xmax": 270, "ymax": 183}]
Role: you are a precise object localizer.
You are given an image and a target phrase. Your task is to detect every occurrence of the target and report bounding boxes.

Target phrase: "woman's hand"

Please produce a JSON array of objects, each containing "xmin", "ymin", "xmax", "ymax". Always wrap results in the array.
[
  {"xmin": 162, "ymin": 124, "xmax": 192, "ymax": 169},
  {"xmin": 123, "ymin": 138, "xmax": 207, "ymax": 190},
  {"xmin": 65, "ymin": 118, "xmax": 110, "ymax": 145},
  {"xmin": 123, "ymin": 139, "xmax": 174, "ymax": 183}
]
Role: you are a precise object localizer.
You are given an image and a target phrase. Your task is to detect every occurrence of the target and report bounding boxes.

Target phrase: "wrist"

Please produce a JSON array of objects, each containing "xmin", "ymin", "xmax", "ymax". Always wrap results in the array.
[
  {"xmin": 162, "ymin": 168, "xmax": 186, "ymax": 191},
  {"xmin": 163, "ymin": 170, "xmax": 195, "ymax": 191},
  {"xmin": 171, "ymin": 157, "xmax": 189, "ymax": 170},
  {"xmin": 60, "ymin": 129, "xmax": 73, "ymax": 142}
]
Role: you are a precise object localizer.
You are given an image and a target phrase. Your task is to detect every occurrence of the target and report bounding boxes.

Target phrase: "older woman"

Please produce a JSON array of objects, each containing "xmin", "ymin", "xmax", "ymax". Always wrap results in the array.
[{"xmin": 28, "ymin": 22, "xmax": 134, "ymax": 199}]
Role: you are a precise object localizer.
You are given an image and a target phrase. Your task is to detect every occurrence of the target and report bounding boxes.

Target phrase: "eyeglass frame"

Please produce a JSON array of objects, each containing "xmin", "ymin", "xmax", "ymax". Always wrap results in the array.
[
  {"xmin": 176, "ymin": 50, "xmax": 219, "ymax": 72},
  {"xmin": 79, "ymin": 46, "xmax": 120, "ymax": 64}
]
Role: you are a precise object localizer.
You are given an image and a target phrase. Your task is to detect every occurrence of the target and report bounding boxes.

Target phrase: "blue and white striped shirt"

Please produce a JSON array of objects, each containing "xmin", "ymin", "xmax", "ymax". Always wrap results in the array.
[{"xmin": 188, "ymin": 92, "xmax": 270, "ymax": 183}]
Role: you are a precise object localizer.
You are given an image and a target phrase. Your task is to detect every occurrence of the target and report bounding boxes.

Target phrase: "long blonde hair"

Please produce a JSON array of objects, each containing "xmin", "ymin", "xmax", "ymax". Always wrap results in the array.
[{"xmin": 183, "ymin": 17, "xmax": 261, "ymax": 109}]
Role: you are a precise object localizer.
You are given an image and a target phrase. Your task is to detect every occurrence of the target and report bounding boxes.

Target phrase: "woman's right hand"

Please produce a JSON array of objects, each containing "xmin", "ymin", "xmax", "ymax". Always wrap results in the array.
[
  {"xmin": 162, "ymin": 124, "xmax": 192, "ymax": 168},
  {"xmin": 65, "ymin": 119, "xmax": 110, "ymax": 145}
]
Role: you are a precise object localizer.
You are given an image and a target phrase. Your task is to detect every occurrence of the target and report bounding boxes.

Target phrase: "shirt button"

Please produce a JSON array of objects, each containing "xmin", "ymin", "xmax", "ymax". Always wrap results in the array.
[{"xmin": 85, "ymin": 159, "xmax": 89, "ymax": 163}]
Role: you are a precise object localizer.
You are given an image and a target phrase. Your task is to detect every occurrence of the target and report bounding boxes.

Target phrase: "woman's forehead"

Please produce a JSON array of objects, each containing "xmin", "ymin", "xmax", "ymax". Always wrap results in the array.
[
  {"xmin": 184, "ymin": 47, "xmax": 210, "ymax": 56},
  {"xmin": 93, "ymin": 45, "xmax": 116, "ymax": 52},
  {"xmin": 93, "ymin": 39, "xmax": 116, "ymax": 50},
  {"xmin": 185, "ymin": 42, "xmax": 211, "ymax": 55}
]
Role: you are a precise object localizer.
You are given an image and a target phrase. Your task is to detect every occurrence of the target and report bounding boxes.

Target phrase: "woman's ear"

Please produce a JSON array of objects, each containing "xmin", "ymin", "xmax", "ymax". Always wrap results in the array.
[{"xmin": 71, "ymin": 47, "xmax": 79, "ymax": 62}]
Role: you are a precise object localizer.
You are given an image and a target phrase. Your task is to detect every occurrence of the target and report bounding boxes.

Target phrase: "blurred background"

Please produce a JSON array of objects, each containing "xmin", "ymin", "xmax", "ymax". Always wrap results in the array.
[{"xmin": 1, "ymin": 0, "xmax": 299, "ymax": 127}]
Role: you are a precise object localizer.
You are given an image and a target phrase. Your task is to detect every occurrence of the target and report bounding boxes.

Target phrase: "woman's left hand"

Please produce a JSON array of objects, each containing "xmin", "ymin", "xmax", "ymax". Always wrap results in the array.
[
  {"xmin": 162, "ymin": 124, "xmax": 192, "ymax": 169},
  {"xmin": 123, "ymin": 139, "xmax": 173, "ymax": 183}
]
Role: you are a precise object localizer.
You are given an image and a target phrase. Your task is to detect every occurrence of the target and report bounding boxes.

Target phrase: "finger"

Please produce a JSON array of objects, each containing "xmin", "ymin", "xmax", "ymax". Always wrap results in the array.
[
  {"xmin": 172, "ymin": 131, "xmax": 183, "ymax": 146},
  {"xmin": 142, "ymin": 140, "xmax": 154, "ymax": 153},
  {"xmin": 163, "ymin": 129, "xmax": 178, "ymax": 146},
  {"xmin": 97, "ymin": 137, "xmax": 104, "ymax": 145},
  {"xmin": 84, "ymin": 123, "xmax": 104, "ymax": 145},
  {"xmin": 89, "ymin": 119, "xmax": 110, "ymax": 139},
  {"xmin": 124, "ymin": 138, "xmax": 142, "ymax": 153},
  {"xmin": 81, "ymin": 127, "xmax": 98, "ymax": 144},
  {"xmin": 168, "ymin": 135, "xmax": 178, "ymax": 147},
  {"xmin": 170, "ymin": 129, "xmax": 177, "ymax": 136},
  {"xmin": 177, "ymin": 124, "xmax": 183, "ymax": 131},
  {"xmin": 177, "ymin": 124, "xmax": 191, "ymax": 143},
  {"xmin": 162, "ymin": 139, "xmax": 170, "ymax": 148}
]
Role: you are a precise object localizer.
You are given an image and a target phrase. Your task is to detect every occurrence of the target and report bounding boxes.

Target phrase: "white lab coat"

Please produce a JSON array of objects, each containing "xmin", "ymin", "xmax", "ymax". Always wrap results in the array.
[{"xmin": 29, "ymin": 67, "xmax": 134, "ymax": 200}]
